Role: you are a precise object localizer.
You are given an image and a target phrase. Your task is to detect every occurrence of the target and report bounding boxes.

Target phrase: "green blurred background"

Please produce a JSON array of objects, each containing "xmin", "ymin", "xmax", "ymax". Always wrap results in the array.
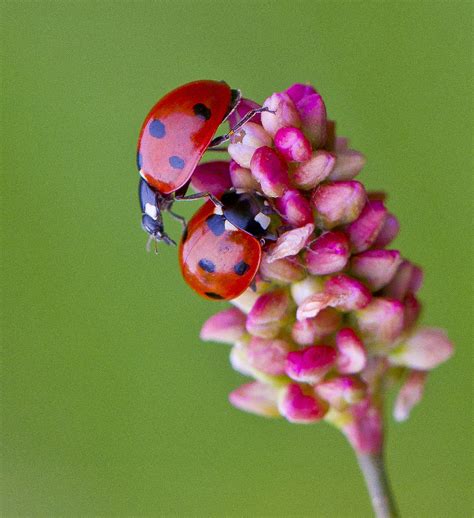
[{"xmin": 1, "ymin": 1, "xmax": 472, "ymax": 516}]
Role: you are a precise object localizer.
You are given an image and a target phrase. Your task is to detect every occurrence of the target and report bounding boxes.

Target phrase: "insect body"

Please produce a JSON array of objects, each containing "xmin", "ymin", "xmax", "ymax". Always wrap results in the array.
[{"xmin": 179, "ymin": 191, "xmax": 274, "ymax": 300}]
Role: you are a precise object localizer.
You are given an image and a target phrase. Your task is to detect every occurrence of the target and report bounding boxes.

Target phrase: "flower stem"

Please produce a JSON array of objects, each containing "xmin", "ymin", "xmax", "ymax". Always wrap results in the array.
[{"xmin": 356, "ymin": 451, "xmax": 399, "ymax": 518}]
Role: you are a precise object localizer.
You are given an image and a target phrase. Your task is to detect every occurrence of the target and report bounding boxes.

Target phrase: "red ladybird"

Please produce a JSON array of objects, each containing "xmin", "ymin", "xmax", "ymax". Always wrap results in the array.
[
  {"xmin": 179, "ymin": 191, "xmax": 275, "ymax": 300},
  {"xmin": 136, "ymin": 80, "xmax": 268, "ymax": 246}
]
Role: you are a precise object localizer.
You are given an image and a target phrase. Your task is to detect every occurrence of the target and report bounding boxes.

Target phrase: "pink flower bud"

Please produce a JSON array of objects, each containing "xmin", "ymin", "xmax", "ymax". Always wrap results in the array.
[
  {"xmin": 229, "ymin": 381, "xmax": 280, "ymax": 417},
  {"xmin": 227, "ymin": 98, "xmax": 262, "ymax": 128},
  {"xmin": 346, "ymin": 200, "xmax": 388, "ymax": 253},
  {"xmin": 266, "ymin": 223, "xmax": 314, "ymax": 262},
  {"xmin": 389, "ymin": 327, "xmax": 454, "ymax": 370},
  {"xmin": 228, "ymin": 122, "xmax": 272, "ymax": 168},
  {"xmin": 291, "ymin": 308, "xmax": 342, "ymax": 345},
  {"xmin": 304, "ymin": 231, "xmax": 350, "ymax": 275},
  {"xmin": 246, "ymin": 290, "xmax": 290, "ymax": 338},
  {"xmin": 328, "ymin": 150, "xmax": 366, "ymax": 181},
  {"xmin": 229, "ymin": 160, "xmax": 260, "ymax": 191},
  {"xmin": 311, "ymin": 181, "xmax": 366, "ymax": 228},
  {"xmin": 296, "ymin": 292, "xmax": 332, "ymax": 321},
  {"xmin": 261, "ymin": 92, "xmax": 301, "ymax": 137},
  {"xmin": 350, "ymin": 249, "xmax": 402, "ymax": 291},
  {"xmin": 278, "ymin": 383, "xmax": 329, "ymax": 423},
  {"xmin": 260, "ymin": 252, "xmax": 305, "ymax": 284},
  {"xmin": 200, "ymin": 307, "xmax": 247, "ymax": 344},
  {"xmin": 286, "ymin": 83, "xmax": 327, "ymax": 148},
  {"xmin": 274, "ymin": 127, "xmax": 312, "ymax": 162},
  {"xmin": 316, "ymin": 375, "xmax": 366, "ymax": 409},
  {"xmin": 274, "ymin": 189, "xmax": 314, "ymax": 227},
  {"xmin": 291, "ymin": 277, "xmax": 324, "ymax": 306},
  {"xmin": 384, "ymin": 260, "xmax": 423, "ymax": 300},
  {"xmin": 342, "ymin": 398, "xmax": 383, "ymax": 454},
  {"xmin": 393, "ymin": 370, "xmax": 427, "ymax": 422},
  {"xmin": 190, "ymin": 161, "xmax": 232, "ymax": 196},
  {"xmin": 324, "ymin": 274, "xmax": 372, "ymax": 312},
  {"xmin": 246, "ymin": 336, "xmax": 292, "ymax": 376},
  {"xmin": 336, "ymin": 328, "xmax": 367, "ymax": 374},
  {"xmin": 250, "ymin": 146, "xmax": 290, "ymax": 198},
  {"xmin": 373, "ymin": 213, "xmax": 400, "ymax": 248},
  {"xmin": 356, "ymin": 297, "xmax": 405, "ymax": 344},
  {"xmin": 403, "ymin": 293, "xmax": 422, "ymax": 330},
  {"xmin": 285, "ymin": 345, "xmax": 336, "ymax": 383},
  {"xmin": 292, "ymin": 151, "xmax": 335, "ymax": 190},
  {"xmin": 230, "ymin": 289, "xmax": 260, "ymax": 314}
]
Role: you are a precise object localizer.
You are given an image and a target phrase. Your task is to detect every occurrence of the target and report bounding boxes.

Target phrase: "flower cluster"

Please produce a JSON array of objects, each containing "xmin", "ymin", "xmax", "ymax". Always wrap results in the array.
[{"xmin": 195, "ymin": 84, "xmax": 453, "ymax": 454}]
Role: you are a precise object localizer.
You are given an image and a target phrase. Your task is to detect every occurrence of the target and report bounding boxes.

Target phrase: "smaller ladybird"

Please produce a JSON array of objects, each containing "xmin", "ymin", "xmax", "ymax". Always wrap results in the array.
[{"xmin": 179, "ymin": 191, "xmax": 275, "ymax": 300}]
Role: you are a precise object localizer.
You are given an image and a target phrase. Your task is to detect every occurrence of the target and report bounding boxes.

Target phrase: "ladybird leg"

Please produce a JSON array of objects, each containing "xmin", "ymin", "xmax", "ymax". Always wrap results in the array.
[
  {"xmin": 168, "ymin": 209, "xmax": 187, "ymax": 229},
  {"xmin": 175, "ymin": 192, "xmax": 223, "ymax": 207},
  {"xmin": 209, "ymin": 107, "xmax": 275, "ymax": 147}
]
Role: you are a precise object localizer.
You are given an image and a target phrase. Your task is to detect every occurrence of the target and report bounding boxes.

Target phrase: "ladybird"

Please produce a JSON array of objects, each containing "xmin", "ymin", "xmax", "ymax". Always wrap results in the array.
[
  {"xmin": 179, "ymin": 191, "xmax": 275, "ymax": 300},
  {"xmin": 136, "ymin": 80, "xmax": 269, "ymax": 246}
]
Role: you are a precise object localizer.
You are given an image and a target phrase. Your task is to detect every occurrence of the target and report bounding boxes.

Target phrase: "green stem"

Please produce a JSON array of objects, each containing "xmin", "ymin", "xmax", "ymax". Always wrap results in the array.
[{"xmin": 356, "ymin": 451, "xmax": 400, "ymax": 518}]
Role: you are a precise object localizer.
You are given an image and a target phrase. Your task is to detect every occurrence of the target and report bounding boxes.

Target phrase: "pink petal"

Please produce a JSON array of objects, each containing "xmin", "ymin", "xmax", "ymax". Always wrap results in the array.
[
  {"xmin": 274, "ymin": 127, "xmax": 312, "ymax": 162},
  {"xmin": 346, "ymin": 201, "xmax": 388, "ymax": 253},
  {"xmin": 356, "ymin": 297, "xmax": 405, "ymax": 345},
  {"xmin": 372, "ymin": 213, "xmax": 400, "ymax": 248},
  {"xmin": 246, "ymin": 290, "xmax": 290, "ymax": 338},
  {"xmin": 324, "ymin": 274, "xmax": 372, "ymax": 312},
  {"xmin": 316, "ymin": 375, "xmax": 366, "ymax": 409},
  {"xmin": 403, "ymin": 293, "xmax": 422, "ymax": 330},
  {"xmin": 342, "ymin": 397, "xmax": 383, "ymax": 454},
  {"xmin": 328, "ymin": 150, "xmax": 366, "ymax": 181},
  {"xmin": 260, "ymin": 252, "xmax": 305, "ymax": 284},
  {"xmin": 228, "ymin": 98, "xmax": 263, "ymax": 128},
  {"xmin": 285, "ymin": 345, "xmax": 337, "ymax": 383},
  {"xmin": 278, "ymin": 383, "xmax": 329, "ymax": 423},
  {"xmin": 246, "ymin": 336, "xmax": 292, "ymax": 376},
  {"xmin": 291, "ymin": 277, "xmax": 325, "ymax": 306},
  {"xmin": 350, "ymin": 249, "xmax": 402, "ymax": 291},
  {"xmin": 275, "ymin": 189, "xmax": 314, "ymax": 227},
  {"xmin": 393, "ymin": 370, "xmax": 427, "ymax": 422},
  {"xmin": 200, "ymin": 307, "xmax": 247, "ymax": 344},
  {"xmin": 336, "ymin": 328, "xmax": 367, "ymax": 374},
  {"xmin": 190, "ymin": 161, "xmax": 232, "ymax": 196},
  {"xmin": 266, "ymin": 223, "xmax": 314, "ymax": 262},
  {"xmin": 250, "ymin": 146, "xmax": 290, "ymax": 198},
  {"xmin": 292, "ymin": 307, "xmax": 342, "ymax": 345},
  {"xmin": 261, "ymin": 92, "xmax": 301, "ymax": 137},
  {"xmin": 383, "ymin": 260, "xmax": 423, "ymax": 300},
  {"xmin": 228, "ymin": 122, "xmax": 272, "ymax": 168},
  {"xmin": 311, "ymin": 181, "xmax": 366, "ymax": 228},
  {"xmin": 229, "ymin": 381, "xmax": 280, "ymax": 417},
  {"xmin": 389, "ymin": 327, "xmax": 454, "ymax": 370},
  {"xmin": 296, "ymin": 292, "xmax": 332, "ymax": 321},
  {"xmin": 292, "ymin": 150, "xmax": 335, "ymax": 190},
  {"xmin": 304, "ymin": 231, "xmax": 350, "ymax": 275},
  {"xmin": 229, "ymin": 160, "xmax": 260, "ymax": 191}
]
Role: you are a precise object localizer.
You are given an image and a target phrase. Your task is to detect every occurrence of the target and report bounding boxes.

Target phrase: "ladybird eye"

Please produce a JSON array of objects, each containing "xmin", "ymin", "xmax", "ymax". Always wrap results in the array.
[{"xmin": 193, "ymin": 103, "xmax": 212, "ymax": 121}]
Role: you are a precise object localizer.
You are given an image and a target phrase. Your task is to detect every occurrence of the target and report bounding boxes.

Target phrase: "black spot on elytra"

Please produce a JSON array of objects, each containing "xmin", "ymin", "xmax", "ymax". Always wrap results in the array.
[
  {"xmin": 233, "ymin": 260, "xmax": 250, "ymax": 276},
  {"xmin": 149, "ymin": 119, "xmax": 166, "ymax": 138},
  {"xmin": 193, "ymin": 103, "xmax": 212, "ymax": 121},
  {"xmin": 198, "ymin": 258, "xmax": 216, "ymax": 273},
  {"xmin": 206, "ymin": 214, "xmax": 225, "ymax": 236},
  {"xmin": 169, "ymin": 156, "xmax": 185, "ymax": 169},
  {"xmin": 205, "ymin": 292, "xmax": 223, "ymax": 300}
]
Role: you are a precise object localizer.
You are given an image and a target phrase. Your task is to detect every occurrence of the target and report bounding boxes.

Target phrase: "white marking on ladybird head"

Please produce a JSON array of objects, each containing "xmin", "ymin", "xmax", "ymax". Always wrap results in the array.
[
  {"xmin": 145, "ymin": 202, "xmax": 158, "ymax": 220},
  {"xmin": 224, "ymin": 220, "xmax": 238, "ymax": 232},
  {"xmin": 255, "ymin": 212, "xmax": 271, "ymax": 230},
  {"xmin": 214, "ymin": 205, "xmax": 224, "ymax": 215}
]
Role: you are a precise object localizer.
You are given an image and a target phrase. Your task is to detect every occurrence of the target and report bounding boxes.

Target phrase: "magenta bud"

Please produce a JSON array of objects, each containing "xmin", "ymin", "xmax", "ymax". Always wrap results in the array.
[
  {"xmin": 228, "ymin": 98, "xmax": 262, "ymax": 128},
  {"xmin": 342, "ymin": 398, "xmax": 383, "ymax": 454},
  {"xmin": 324, "ymin": 274, "xmax": 372, "ymax": 312},
  {"xmin": 278, "ymin": 383, "xmax": 329, "ymax": 423},
  {"xmin": 403, "ymin": 293, "xmax": 422, "ymax": 330},
  {"xmin": 393, "ymin": 371, "xmax": 427, "ymax": 422},
  {"xmin": 260, "ymin": 252, "xmax": 305, "ymax": 284},
  {"xmin": 316, "ymin": 375, "xmax": 366, "ymax": 409},
  {"xmin": 292, "ymin": 308, "xmax": 341, "ymax": 345},
  {"xmin": 190, "ymin": 161, "xmax": 232, "ymax": 197},
  {"xmin": 373, "ymin": 213, "xmax": 400, "ymax": 248},
  {"xmin": 328, "ymin": 150, "xmax": 366, "ymax": 181},
  {"xmin": 384, "ymin": 260, "xmax": 423, "ymax": 300},
  {"xmin": 304, "ymin": 231, "xmax": 350, "ymax": 275},
  {"xmin": 250, "ymin": 146, "xmax": 290, "ymax": 198},
  {"xmin": 292, "ymin": 150, "xmax": 335, "ymax": 190},
  {"xmin": 346, "ymin": 201, "xmax": 388, "ymax": 253},
  {"xmin": 229, "ymin": 160, "xmax": 260, "ymax": 191},
  {"xmin": 266, "ymin": 223, "xmax": 314, "ymax": 263},
  {"xmin": 274, "ymin": 127, "xmax": 312, "ymax": 162},
  {"xmin": 356, "ymin": 297, "xmax": 405, "ymax": 344},
  {"xmin": 246, "ymin": 336, "xmax": 292, "ymax": 376},
  {"xmin": 350, "ymin": 249, "xmax": 402, "ymax": 291},
  {"xmin": 275, "ymin": 189, "xmax": 313, "ymax": 227},
  {"xmin": 286, "ymin": 83, "xmax": 327, "ymax": 148},
  {"xmin": 291, "ymin": 277, "xmax": 325, "ymax": 306},
  {"xmin": 228, "ymin": 122, "xmax": 272, "ymax": 168},
  {"xmin": 200, "ymin": 307, "xmax": 247, "ymax": 344},
  {"xmin": 229, "ymin": 381, "xmax": 280, "ymax": 418},
  {"xmin": 246, "ymin": 290, "xmax": 290, "ymax": 338},
  {"xmin": 336, "ymin": 328, "xmax": 367, "ymax": 374},
  {"xmin": 261, "ymin": 92, "xmax": 301, "ymax": 137},
  {"xmin": 285, "ymin": 345, "xmax": 336, "ymax": 383},
  {"xmin": 312, "ymin": 181, "xmax": 366, "ymax": 228},
  {"xmin": 389, "ymin": 327, "xmax": 454, "ymax": 370}
]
